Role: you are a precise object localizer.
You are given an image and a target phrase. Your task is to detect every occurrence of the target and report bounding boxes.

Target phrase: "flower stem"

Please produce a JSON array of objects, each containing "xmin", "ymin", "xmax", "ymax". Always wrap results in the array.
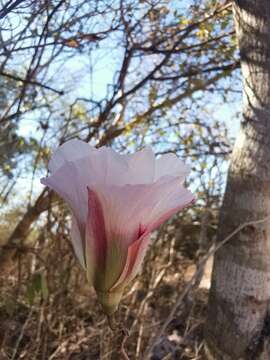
[
  {"xmin": 107, "ymin": 313, "xmax": 117, "ymax": 331},
  {"xmin": 106, "ymin": 313, "xmax": 130, "ymax": 359}
]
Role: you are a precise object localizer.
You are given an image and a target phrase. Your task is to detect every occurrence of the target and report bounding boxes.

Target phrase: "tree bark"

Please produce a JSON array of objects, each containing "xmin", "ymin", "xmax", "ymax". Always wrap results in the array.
[
  {"xmin": 205, "ymin": 1, "xmax": 270, "ymax": 359},
  {"xmin": 0, "ymin": 189, "xmax": 55, "ymax": 273}
]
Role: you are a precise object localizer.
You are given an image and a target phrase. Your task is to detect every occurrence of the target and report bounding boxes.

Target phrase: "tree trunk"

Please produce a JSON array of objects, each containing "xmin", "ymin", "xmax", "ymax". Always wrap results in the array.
[
  {"xmin": 0, "ymin": 189, "xmax": 54, "ymax": 274},
  {"xmin": 205, "ymin": 1, "xmax": 270, "ymax": 359}
]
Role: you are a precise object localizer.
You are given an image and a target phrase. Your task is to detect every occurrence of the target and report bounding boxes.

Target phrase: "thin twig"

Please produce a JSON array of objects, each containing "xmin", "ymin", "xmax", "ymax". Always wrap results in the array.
[
  {"xmin": 1, "ymin": 71, "xmax": 64, "ymax": 95},
  {"xmin": 106, "ymin": 313, "xmax": 130, "ymax": 359},
  {"xmin": 120, "ymin": 328, "xmax": 130, "ymax": 360},
  {"xmin": 11, "ymin": 307, "xmax": 34, "ymax": 360},
  {"xmin": 0, "ymin": 0, "xmax": 25, "ymax": 19},
  {"xmin": 143, "ymin": 215, "xmax": 270, "ymax": 359}
]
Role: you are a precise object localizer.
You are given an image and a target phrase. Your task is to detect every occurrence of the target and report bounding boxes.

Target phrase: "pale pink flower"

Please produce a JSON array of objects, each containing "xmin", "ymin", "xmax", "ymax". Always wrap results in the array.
[{"xmin": 41, "ymin": 140, "xmax": 194, "ymax": 314}]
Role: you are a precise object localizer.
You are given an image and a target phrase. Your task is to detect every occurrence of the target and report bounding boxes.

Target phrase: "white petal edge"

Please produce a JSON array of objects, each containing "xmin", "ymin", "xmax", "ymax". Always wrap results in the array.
[
  {"xmin": 48, "ymin": 139, "xmax": 96, "ymax": 172},
  {"xmin": 155, "ymin": 153, "xmax": 190, "ymax": 182}
]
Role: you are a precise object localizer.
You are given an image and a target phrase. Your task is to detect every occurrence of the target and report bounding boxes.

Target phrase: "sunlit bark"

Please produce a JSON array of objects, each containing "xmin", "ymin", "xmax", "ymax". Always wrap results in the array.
[{"xmin": 205, "ymin": 1, "xmax": 270, "ymax": 358}]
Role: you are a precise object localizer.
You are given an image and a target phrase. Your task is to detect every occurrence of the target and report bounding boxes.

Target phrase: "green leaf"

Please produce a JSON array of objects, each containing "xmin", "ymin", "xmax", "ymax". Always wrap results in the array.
[
  {"xmin": 41, "ymin": 273, "xmax": 49, "ymax": 300},
  {"xmin": 26, "ymin": 273, "xmax": 48, "ymax": 304}
]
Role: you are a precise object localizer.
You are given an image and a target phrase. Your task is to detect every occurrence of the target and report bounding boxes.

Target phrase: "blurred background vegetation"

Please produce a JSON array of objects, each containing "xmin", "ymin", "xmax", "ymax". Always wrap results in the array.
[{"xmin": 0, "ymin": 0, "xmax": 240, "ymax": 359}]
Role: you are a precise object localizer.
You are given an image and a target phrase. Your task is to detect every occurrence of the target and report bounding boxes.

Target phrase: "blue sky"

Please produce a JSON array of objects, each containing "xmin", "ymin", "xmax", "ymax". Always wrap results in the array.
[
  {"xmin": 11, "ymin": 0, "xmax": 243, "ymax": 205},
  {"xmin": 16, "ymin": 54, "xmax": 242, "ymax": 202}
]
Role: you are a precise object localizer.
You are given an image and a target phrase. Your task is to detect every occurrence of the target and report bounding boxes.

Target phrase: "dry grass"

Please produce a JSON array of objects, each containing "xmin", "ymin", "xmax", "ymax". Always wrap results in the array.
[{"xmin": 0, "ymin": 218, "xmax": 211, "ymax": 360}]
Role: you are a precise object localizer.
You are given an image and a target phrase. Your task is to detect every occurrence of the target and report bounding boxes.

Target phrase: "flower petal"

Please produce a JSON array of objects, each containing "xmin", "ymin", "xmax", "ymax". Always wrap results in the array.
[
  {"xmin": 86, "ymin": 187, "xmax": 107, "ymax": 267},
  {"xmin": 86, "ymin": 188, "xmax": 128, "ymax": 290},
  {"xmin": 155, "ymin": 153, "xmax": 190, "ymax": 181},
  {"xmin": 89, "ymin": 176, "xmax": 193, "ymax": 249},
  {"xmin": 145, "ymin": 183, "xmax": 194, "ymax": 233},
  {"xmin": 109, "ymin": 179, "xmax": 194, "ymax": 289},
  {"xmin": 41, "ymin": 161, "xmax": 88, "ymax": 226},
  {"xmin": 125, "ymin": 147, "xmax": 155, "ymax": 184},
  {"xmin": 89, "ymin": 182, "xmax": 157, "ymax": 249},
  {"xmin": 111, "ymin": 233, "xmax": 150, "ymax": 290},
  {"xmin": 101, "ymin": 148, "xmax": 129, "ymax": 185},
  {"xmin": 48, "ymin": 139, "xmax": 95, "ymax": 172},
  {"xmin": 42, "ymin": 148, "xmax": 128, "ymax": 224},
  {"xmin": 47, "ymin": 141, "xmax": 132, "ymax": 185},
  {"xmin": 70, "ymin": 215, "xmax": 85, "ymax": 268}
]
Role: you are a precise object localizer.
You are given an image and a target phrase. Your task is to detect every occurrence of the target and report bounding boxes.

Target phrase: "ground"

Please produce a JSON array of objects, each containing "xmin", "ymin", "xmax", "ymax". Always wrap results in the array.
[{"xmin": 0, "ymin": 223, "xmax": 213, "ymax": 360}]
